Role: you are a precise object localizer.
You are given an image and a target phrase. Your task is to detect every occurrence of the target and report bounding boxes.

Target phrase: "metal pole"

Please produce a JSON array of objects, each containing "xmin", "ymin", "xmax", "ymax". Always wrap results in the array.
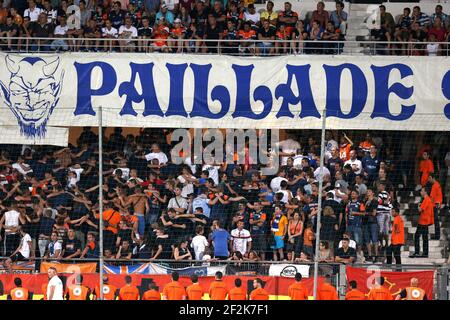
[
  {"xmin": 98, "ymin": 106, "xmax": 104, "ymax": 300},
  {"xmin": 313, "ymin": 107, "xmax": 327, "ymax": 300}
]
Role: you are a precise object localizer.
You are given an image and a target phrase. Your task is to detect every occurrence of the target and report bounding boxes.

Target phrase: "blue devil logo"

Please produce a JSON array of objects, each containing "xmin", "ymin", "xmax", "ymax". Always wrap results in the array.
[{"xmin": 0, "ymin": 55, "xmax": 64, "ymax": 138}]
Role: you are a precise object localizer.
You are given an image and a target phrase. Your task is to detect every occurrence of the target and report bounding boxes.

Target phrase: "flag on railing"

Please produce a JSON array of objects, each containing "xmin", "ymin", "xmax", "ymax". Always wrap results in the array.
[{"xmin": 102, "ymin": 262, "xmax": 226, "ymax": 276}]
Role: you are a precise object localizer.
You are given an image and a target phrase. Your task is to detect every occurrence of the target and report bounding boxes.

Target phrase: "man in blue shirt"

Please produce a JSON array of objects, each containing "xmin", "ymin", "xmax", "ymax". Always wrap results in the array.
[
  {"xmin": 362, "ymin": 146, "xmax": 381, "ymax": 186},
  {"xmin": 329, "ymin": 1, "xmax": 347, "ymax": 34},
  {"xmin": 211, "ymin": 220, "xmax": 231, "ymax": 259},
  {"xmin": 346, "ymin": 190, "xmax": 365, "ymax": 246}
]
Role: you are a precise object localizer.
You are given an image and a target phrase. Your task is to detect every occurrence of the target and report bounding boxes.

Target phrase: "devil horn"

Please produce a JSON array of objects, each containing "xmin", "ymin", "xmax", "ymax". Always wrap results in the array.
[
  {"xmin": 42, "ymin": 57, "xmax": 60, "ymax": 77},
  {"xmin": 5, "ymin": 55, "xmax": 20, "ymax": 74}
]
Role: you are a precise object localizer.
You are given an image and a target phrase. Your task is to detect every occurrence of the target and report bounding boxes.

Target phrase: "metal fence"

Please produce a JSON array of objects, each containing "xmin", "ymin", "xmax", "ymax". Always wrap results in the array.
[{"xmin": 1, "ymin": 37, "xmax": 450, "ymax": 56}]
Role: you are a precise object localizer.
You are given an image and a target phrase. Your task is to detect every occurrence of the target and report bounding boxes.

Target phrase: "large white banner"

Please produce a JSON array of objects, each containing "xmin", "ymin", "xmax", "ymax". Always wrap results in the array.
[{"xmin": 0, "ymin": 53, "xmax": 449, "ymax": 144}]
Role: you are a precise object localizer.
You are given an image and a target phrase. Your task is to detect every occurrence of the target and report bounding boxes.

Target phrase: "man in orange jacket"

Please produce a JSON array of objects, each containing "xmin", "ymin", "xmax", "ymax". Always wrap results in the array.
[
  {"xmin": 162, "ymin": 272, "xmax": 186, "ymax": 300},
  {"xmin": 186, "ymin": 274, "xmax": 204, "ymax": 300},
  {"xmin": 367, "ymin": 277, "xmax": 393, "ymax": 300},
  {"xmin": 9, "ymin": 278, "xmax": 31, "ymax": 300},
  {"xmin": 209, "ymin": 271, "xmax": 228, "ymax": 300},
  {"xmin": 250, "ymin": 278, "xmax": 269, "ymax": 300},
  {"xmin": 66, "ymin": 274, "xmax": 91, "ymax": 300},
  {"xmin": 410, "ymin": 188, "xmax": 434, "ymax": 258},
  {"xmin": 228, "ymin": 278, "xmax": 247, "ymax": 300},
  {"xmin": 288, "ymin": 273, "xmax": 308, "ymax": 300},
  {"xmin": 429, "ymin": 174, "xmax": 443, "ymax": 240},
  {"xmin": 118, "ymin": 275, "xmax": 140, "ymax": 300},
  {"xmin": 317, "ymin": 275, "xmax": 338, "ymax": 300},
  {"xmin": 386, "ymin": 207, "xmax": 404, "ymax": 268},
  {"xmin": 345, "ymin": 281, "xmax": 366, "ymax": 300},
  {"xmin": 142, "ymin": 281, "xmax": 161, "ymax": 300}
]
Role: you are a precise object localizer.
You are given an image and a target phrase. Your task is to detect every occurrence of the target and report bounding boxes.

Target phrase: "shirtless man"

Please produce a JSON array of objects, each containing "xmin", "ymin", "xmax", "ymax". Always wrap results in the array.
[{"xmin": 119, "ymin": 186, "xmax": 149, "ymax": 237}]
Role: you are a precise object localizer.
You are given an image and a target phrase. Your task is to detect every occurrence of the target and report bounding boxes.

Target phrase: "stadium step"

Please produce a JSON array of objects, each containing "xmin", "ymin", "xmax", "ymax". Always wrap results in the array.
[{"xmin": 399, "ymin": 257, "xmax": 447, "ymax": 265}]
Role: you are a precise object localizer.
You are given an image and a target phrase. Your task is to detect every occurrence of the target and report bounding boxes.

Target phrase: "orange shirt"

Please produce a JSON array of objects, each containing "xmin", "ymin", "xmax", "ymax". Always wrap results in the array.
[
  {"xmin": 430, "ymin": 181, "xmax": 443, "ymax": 205},
  {"xmin": 345, "ymin": 289, "xmax": 366, "ymax": 300},
  {"xmin": 142, "ymin": 289, "xmax": 161, "ymax": 300},
  {"xmin": 250, "ymin": 288, "xmax": 269, "ymax": 300},
  {"xmin": 186, "ymin": 283, "xmax": 204, "ymax": 300},
  {"xmin": 10, "ymin": 287, "xmax": 29, "ymax": 300},
  {"xmin": 209, "ymin": 280, "xmax": 228, "ymax": 300},
  {"xmin": 391, "ymin": 215, "xmax": 405, "ymax": 245},
  {"xmin": 96, "ymin": 209, "xmax": 122, "ymax": 234},
  {"xmin": 228, "ymin": 287, "xmax": 247, "ymax": 300},
  {"xmin": 171, "ymin": 27, "xmax": 185, "ymax": 36},
  {"xmin": 367, "ymin": 286, "xmax": 393, "ymax": 300},
  {"xmin": 303, "ymin": 228, "xmax": 314, "ymax": 247},
  {"xmin": 288, "ymin": 282, "xmax": 309, "ymax": 300},
  {"xmin": 95, "ymin": 284, "xmax": 117, "ymax": 300},
  {"xmin": 419, "ymin": 195, "xmax": 434, "ymax": 226},
  {"xmin": 317, "ymin": 283, "xmax": 338, "ymax": 300},
  {"xmin": 154, "ymin": 34, "xmax": 169, "ymax": 46},
  {"xmin": 339, "ymin": 143, "xmax": 352, "ymax": 161},
  {"xmin": 163, "ymin": 281, "xmax": 186, "ymax": 300},
  {"xmin": 419, "ymin": 159, "xmax": 434, "ymax": 186},
  {"xmin": 67, "ymin": 285, "xmax": 90, "ymax": 300},
  {"xmin": 238, "ymin": 29, "xmax": 256, "ymax": 40},
  {"xmin": 118, "ymin": 285, "xmax": 140, "ymax": 300}
]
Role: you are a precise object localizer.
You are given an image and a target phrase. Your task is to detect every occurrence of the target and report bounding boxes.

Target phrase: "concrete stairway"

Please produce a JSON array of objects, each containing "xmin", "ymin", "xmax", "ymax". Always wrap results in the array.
[
  {"xmin": 343, "ymin": 3, "xmax": 380, "ymax": 55},
  {"xmin": 397, "ymin": 190, "xmax": 449, "ymax": 265}
]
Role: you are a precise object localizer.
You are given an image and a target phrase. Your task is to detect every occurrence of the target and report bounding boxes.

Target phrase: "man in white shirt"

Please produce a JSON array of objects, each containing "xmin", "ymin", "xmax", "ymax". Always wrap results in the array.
[
  {"xmin": 244, "ymin": 4, "xmax": 260, "ymax": 27},
  {"xmin": 202, "ymin": 163, "xmax": 220, "ymax": 186},
  {"xmin": 12, "ymin": 157, "xmax": 33, "ymax": 176},
  {"xmin": 191, "ymin": 225, "xmax": 209, "ymax": 260},
  {"xmin": 0, "ymin": 200, "xmax": 24, "ymax": 256},
  {"xmin": 51, "ymin": 14, "xmax": 70, "ymax": 51},
  {"xmin": 118, "ymin": 16, "xmax": 138, "ymax": 52},
  {"xmin": 270, "ymin": 170, "xmax": 288, "ymax": 193},
  {"xmin": 167, "ymin": 187, "xmax": 188, "ymax": 214},
  {"xmin": 47, "ymin": 267, "xmax": 64, "ymax": 300},
  {"xmin": 10, "ymin": 225, "xmax": 33, "ymax": 261},
  {"xmin": 145, "ymin": 143, "xmax": 169, "ymax": 165},
  {"xmin": 24, "ymin": 0, "xmax": 42, "ymax": 22},
  {"xmin": 102, "ymin": 19, "xmax": 118, "ymax": 51},
  {"xmin": 230, "ymin": 221, "xmax": 252, "ymax": 256},
  {"xmin": 278, "ymin": 135, "xmax": 301, "ymax": 166},
  {"xmin": 344, "ymin": 150, "xmax": 362, "ymax": 175}
]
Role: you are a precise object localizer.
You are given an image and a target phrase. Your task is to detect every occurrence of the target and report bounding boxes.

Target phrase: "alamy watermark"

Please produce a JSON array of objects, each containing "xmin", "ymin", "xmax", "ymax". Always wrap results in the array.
[{"xmin": 170, "ymin": 129, "xmax": 280, "ymax": 176}]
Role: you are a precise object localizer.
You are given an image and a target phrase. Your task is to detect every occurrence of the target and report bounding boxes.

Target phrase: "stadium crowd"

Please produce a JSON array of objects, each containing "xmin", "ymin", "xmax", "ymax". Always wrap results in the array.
[
  {"xmin": 370, "ymin": 4, "xmax": 450, "ymax": 55},
  {"xmin": 1, "ymin": 0, "xmax": 345, "ymax": 54},
  {"xmin": 0, "ymin": 128, "xmax": 448, "ymax": 273}
]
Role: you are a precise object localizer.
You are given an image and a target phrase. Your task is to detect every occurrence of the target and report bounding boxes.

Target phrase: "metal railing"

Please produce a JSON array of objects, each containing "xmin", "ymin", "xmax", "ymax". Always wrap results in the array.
[{"xmin": 1, "ymin": 37, "xmax": 450, "ymax": 56}]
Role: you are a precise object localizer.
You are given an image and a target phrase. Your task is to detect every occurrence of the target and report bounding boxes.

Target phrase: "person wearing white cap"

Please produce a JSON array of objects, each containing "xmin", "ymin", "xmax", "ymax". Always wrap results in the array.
[
  {"xmin": 169, "ymin": 18, "xmax": 186, "ymax": 52},
  {"xmin": 156, "ymin": 2, "xmax": 175, "ymax": 25}
]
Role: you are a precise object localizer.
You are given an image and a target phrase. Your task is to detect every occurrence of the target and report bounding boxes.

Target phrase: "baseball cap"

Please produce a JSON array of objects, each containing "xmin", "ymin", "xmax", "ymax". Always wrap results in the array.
[
  {"xmin": 163, "ymin": 26, "xmax": 169, "ymax": 32},
  {"xmin": 174, "ymin": 18, "xmax": 181, "ymax": 23},
  {"xmin": 161, "ymin": 3, "xmax": 167, "ymax": 8}
]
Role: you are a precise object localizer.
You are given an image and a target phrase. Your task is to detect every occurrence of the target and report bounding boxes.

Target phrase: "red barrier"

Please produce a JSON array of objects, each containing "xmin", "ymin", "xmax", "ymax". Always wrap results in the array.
[
  {"xmin": 0, "ymin": 273, "xmax": 325, "ymax": 296},
  {"xmin": 346, "ymin": 266, "xmax": 435, "ymax": 299}
]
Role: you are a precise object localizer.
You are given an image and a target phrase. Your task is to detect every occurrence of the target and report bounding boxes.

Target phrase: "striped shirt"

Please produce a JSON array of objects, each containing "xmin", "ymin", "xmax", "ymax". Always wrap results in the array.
[
  {"xmin": 377, "ymin": 191, "xmax": 392, "ymax": 215},
  {"xmin": 414, "ymin": 13, "xmax": 431, "ymax": 28}
]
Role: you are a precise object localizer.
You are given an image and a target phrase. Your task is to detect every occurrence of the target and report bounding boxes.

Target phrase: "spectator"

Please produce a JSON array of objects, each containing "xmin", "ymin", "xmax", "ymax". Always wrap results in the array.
[
  {"xmin": 270, "ymin": 205, "xmax": 288, "ymax": 261},
  {"xmin": 118, "ymin": 16, "xmax": 138, "ymax": 52},
  {"xmin": 430, "ymin": 5, "xmax": 448, "ymax": 27},
  {"xmin": 363, "ymin": 188, "xmax": 378, "ymax": 262},
  {"xmin": 409, "ymin": 21, "xmax": 427, "ymax": 55},
  {"xmin": 102, "ymin": 19, "xmax": 119, "ymax": 51},
  {"xmin": 238, "ymin": 21, "xmax": 256, "ymax": 54},
  {"xmin": 278, "ymin": 1, "xmax": 298, "ymax": 35},
  {"xmin": 321, "ymin": 21, "xmax": 341, "ymax": 54},
  {"xmin": 291, "ymin": 19, "xmax": 307, "ymax": 54},
  {"xmin": 243, "ymin": 4, "xmax": 259, "ymax": 30},
  {"xmin": 426, "ymin": 33, "xmax": 440, "ymax": 56},
  {"xmin": 50, "ymin": 14, "xmax": 69, "ymax": 51},
  {"xmin": 230, "ymin": 220, "xmax": 251, "ymax": 257},
  {"xmin": 203, "ymin": 14, "xmax": 222, "ymax": 54},
  {"xmin": 394, "ymin": 7, "xmax": 412, "ymax": 54},
  {"xmin": 329, "ymin": 1, "xmax": 347, "ymax": 35},
  {"xmin": 211, "ymin": 220, "xmax": 231, "ymax": 260},
  {"xmin": 0, "ymin": 15, "xmax": 21, "ymax": 50},
  {"xmin": 386, "ymin": 207, "xmax": 404, "ymax": 266},
  {"xmin": 410, "ymin": 188, "xmax": 434, "ymax": 258},
  {"xmin": 260, "ymin": 0, "xmax": 277, "ymax": 27},
  {"xmin": 428, "ymin": 16, "xmax": 446, "ymax": 42},
  {"xmin": 191, "ymin": 225, "xmax": 208, "ymax": 260},
  {"xmin": 83, "ymin": 18, "xmax": 101, "ymax": 51},
  {"xmin": 412, "ymin": 6, "xmax": 430, "ymax": 30},
  {"xmin": 24, "ymin": 0, "xmax": 42, "ymax": 22},
  {"xmin": 335, "ymin": 237, "xmax": 356, "ymax": 264},
  {"xmin": 310, "ymin": 1, "xmax": 329, "ymax": 29},
  {"xmin": 109, "ymin": 1, "xmax": 126, "ymax": 29},
  {"xmin": 156, "ymin": 3, "xmax": 174, "ymax": 25}
]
